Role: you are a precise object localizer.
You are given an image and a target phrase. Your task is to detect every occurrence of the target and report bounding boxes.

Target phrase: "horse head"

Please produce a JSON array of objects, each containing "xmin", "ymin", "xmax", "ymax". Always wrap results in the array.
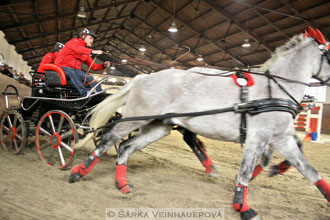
[{"xmin": 305, "ymin": 26, "xmax": 330, "ymax": 85}]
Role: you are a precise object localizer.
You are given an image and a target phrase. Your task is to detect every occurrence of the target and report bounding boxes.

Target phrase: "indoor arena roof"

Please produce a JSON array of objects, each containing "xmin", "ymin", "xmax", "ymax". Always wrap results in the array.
[{"xmin": 0, "ymin": 0, "xmax": 329, "ymax": 77}]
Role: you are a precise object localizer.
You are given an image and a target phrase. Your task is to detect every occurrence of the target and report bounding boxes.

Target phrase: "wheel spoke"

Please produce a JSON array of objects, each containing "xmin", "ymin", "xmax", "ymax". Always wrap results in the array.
[
  {"xmin": 6, "ymin": 115, "xmax": 13, "ymax": 127},
  {"xmin": 57, "ymin": 116, "xmax": 65, "ymax": 134},
  {"xmin": 47, "ymin": 115, "xmax": 56, "ymax": 133},
  {"xmin": 13, "ymin": 115, "xmax": 18, "ymax": 127},
  {"xmin": 39, "ymin": 127, "xmax": 52, "ymax": 136},
  {"xmin": 16, "ymin": 125, "xmax": 22, "ymax": 133},
  {"xmin": 13, "ymin": 138, "xmax": 18, "ymax": 151},
  {"xmin": 57, "ymin": 146, "xmax": 65, "ymax": 165},
  {"xmin": 60, "ymin": 142, "xmax": 73, "ymax": 153},
  {"xmin": 48, "ymin": 148, "xmax": 56, "ymax": 162},
  {"xmin": 15, "ymin": 134, "xmax": 23, "ymax": 141},
  {"xmin": 61, "ymin": 130, "xmax": 74, "ymax": 139},
  {"xmin": 39, "ymin": 142, "xmax": 50, "ymax": 150},
  {"xmin": 9, "ymin": 140, "xmax": 13, "ymax": 149},
  {"xmin": 2, "ymin": 125, "xmax": 9, "ymax": 132}
]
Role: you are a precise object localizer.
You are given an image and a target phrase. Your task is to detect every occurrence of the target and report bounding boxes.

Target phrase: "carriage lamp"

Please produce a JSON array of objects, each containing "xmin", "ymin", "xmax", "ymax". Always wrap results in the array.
[
  {"xmin": 139, "ymin": 45, "xmax": 147, "ymax": 52},
  {"xmin": 197, "ymin": 55, "xmax": 204, "ymax": 62},
  {"xmin": 168, "ymin": 21, "xmax": 178, "ymax": 33},
  {"xmin": 242, "ymin": 39, "xmax": 251, "ymax": 48},
  {"xmin": 77, "ymin": 6, "xmax": 87, "ymax": 18}
]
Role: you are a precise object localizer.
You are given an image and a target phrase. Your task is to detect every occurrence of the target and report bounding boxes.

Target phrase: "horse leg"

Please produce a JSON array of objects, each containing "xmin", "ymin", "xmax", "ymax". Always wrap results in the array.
[
  {"xmin": 273, "ymin": 135, "xmax": 330, "ymax": 203},
  {"xmin": 268, "ymin": 134, "xmax": 303, "ymax": 177},
  {"xmin": 233, "ymin": 133, "xmax": 269, "ymax": 220},
  {"xmin": 251, "ymin": 134, "xmax": 303, "ymax": 180},
  {"xmin": 68, "ymin": 121, "xmax": 149, "ymax": 183},
  {"xmin": 116, "ymin": 121, "xmax": 172, "ymax": 193},
  {"xmin": 251, "ymin": 147, "xmax": 273, "ymax": 180},
  {"xmin": 177, "ymin": 127, "xmax": 219, "ymax": 177}
]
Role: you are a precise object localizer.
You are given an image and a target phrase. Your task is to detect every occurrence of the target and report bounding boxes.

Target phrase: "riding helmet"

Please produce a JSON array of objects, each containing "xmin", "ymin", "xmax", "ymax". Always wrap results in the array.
[
  {"xmin": 80, "ymin": 28, "xmax": 97, "ymax": 39},
  {"xmin": 54, "ymin": 42, "xmax": 65, "ymax": 51}
]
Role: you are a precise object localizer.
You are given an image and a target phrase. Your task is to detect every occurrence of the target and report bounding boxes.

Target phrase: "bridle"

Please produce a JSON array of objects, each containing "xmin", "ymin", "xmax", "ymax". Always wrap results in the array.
[
  {"xmin": 305, "ymin": 26, "xmax": 330, "ymax": 86},
  {"xmin": 313, "ymin": 45, "xmax": 330, "ymax": 85}
]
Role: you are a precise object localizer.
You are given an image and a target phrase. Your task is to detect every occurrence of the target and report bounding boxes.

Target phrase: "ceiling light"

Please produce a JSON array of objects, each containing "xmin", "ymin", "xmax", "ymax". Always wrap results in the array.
[
  {"xmin": 110, "ymin": 66, "xmax": 116, "ymax": 70},
  {"xmin": 242, "ymin": 39, "xmax": 251, "ymax": 48},
  {"xmin": 197, "ymin": 55, "xmax": 204, "ymax": 62},
  {"xmin": 77, "ymin": 6, "xmax": 87, "ymax": 18},
  {"xmin": 121, "ymin": 59, "xmax": 128, "ymax": 63},
  {"xmin": 139, "ymin": 45, "xmax": 146, "ymax": 52},
  {"xmin": 168, "ymin": 21, "xmax": 178, "ymax": 33}
]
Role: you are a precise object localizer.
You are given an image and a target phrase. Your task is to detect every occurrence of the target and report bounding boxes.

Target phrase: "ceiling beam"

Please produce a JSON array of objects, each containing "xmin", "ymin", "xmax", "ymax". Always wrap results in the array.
[
  {"xmin": 150, "ymin": 0, "xmax": 247, "ymax": 66},
  {"xmin": 9, "ymin": 16, "xmax": 128, "ymax": 44},
  {"xmin": 204, "ymin": 0, "xmax": 273, "ymax": 54},
  {"xmin": 247, "ymin": 5, "xmax": 290, "ymax": 40},
  {"xmin": 0, "ymin": 0, "xmax": 140, "ymax": 31},
  {"xmin": 107, "ymin": 35, "xmax": 160, "ymax": 72},
  {"xmin": 106, "ymin": 41, "xmax": 149, "ymax": 75},
  {"xmin": 278, "ymin": 0, "xmax": 315, "ymax": 27}
]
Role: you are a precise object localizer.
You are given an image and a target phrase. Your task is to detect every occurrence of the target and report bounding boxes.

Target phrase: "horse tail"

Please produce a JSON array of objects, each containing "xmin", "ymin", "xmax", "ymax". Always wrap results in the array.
[{"xmin": 75, "ymin": 74, "xmax": 146, "ymax": 148}]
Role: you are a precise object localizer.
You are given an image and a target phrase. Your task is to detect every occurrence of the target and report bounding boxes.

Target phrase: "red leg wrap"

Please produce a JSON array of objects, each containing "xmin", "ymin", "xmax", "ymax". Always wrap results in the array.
[
  {"xmin": 198, "ymin": 143, "xmax": 214, "ymax": 173},
  {"xmin": 316, "ymin": 179, "xmax": 330, "ymax": 202},
  {"xmin": 74, "ymin": 152, "xmax": 100, "ymax": 176},
  {"xmin": 232, "ymin": 184, "xmax": 251, "ymax": 213},
  {"xmin": 201, "ymin": 155, "xmax": 214, "ymax": 173},
  {"xmin": 115, "ymin": 165, "xmax": 131, "ymax": 193},
  {"xmin": 251, "ymin": 165, "xmax": 263, "ymax": 179},
  {"xmin": 277, "ymin": 161, "xmax": 292, "ymax": 174}
]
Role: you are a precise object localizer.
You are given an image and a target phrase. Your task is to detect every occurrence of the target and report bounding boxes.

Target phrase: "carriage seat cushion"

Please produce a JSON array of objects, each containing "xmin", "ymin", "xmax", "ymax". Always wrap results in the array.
[{"xmin": 41, "ymin": 63, "xmax": 70, "ymax": 87}]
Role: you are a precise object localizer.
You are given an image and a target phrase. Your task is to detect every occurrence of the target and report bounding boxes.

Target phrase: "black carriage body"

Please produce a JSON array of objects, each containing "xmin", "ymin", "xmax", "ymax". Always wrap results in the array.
[{"xmin": 1, "ymin": 63, "xmax": 120, "ymax": 169}]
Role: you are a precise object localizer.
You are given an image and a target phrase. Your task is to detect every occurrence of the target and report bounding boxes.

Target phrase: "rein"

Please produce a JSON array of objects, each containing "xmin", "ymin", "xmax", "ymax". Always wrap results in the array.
[{"xmin": 83, "ymin": 55, "xmax": 107, "ymax": 86}]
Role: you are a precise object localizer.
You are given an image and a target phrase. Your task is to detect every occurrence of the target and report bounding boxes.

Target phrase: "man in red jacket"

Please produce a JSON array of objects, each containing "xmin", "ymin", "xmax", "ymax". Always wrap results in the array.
[
  {"xmin": 37, "ymin": 42, "xmax": 65, "ymax": 73},
  {"xmin": 55, "ymin": 28, "xmax": 110, "ymax": 96}
]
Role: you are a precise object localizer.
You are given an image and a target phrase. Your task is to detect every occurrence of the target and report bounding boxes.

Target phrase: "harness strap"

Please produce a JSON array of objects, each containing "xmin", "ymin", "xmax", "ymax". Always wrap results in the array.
[
  {"xmin": 95, "ymin": 98, "xmax": 301, "ymax": 132},
  {"xmin": 269, "ymin": 76, "xmax": 303, "ymax": 110}
]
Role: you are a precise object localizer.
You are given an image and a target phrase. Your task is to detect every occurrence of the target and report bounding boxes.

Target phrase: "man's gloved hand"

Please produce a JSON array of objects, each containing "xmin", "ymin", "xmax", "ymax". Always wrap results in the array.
[
  {"xmin": 92, "ymin": 50, "xmax": 103, "ymax": 55},
  {"xmin": 103, "ymin": 61, "xmax": 111, "ymax": 68}
]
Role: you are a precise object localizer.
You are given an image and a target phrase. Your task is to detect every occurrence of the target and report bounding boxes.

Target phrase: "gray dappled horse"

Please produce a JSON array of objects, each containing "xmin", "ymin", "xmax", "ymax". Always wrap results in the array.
[{"xmin": 70, "ymin": 28, "xmax": 330, "ymax": 220}]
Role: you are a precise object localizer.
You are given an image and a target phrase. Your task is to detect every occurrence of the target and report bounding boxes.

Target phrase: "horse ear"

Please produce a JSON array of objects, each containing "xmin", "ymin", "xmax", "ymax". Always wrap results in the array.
[
  {"xmin": 304, "ymin": 30, "xmax": 309, "ymax": 38},
  {"xmin": 315, "ymin": 29, "xmax": 327, "ymax": 44},
  {"xmin": 308, "ymin": 26, "xmax": 316, "ymax": 38}
]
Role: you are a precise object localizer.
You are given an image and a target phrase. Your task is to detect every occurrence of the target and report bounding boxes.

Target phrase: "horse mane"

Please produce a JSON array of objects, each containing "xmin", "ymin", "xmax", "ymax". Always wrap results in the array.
[{"xmin": 261, "ymin": 33, "xmax": 312, "ymax": 70}]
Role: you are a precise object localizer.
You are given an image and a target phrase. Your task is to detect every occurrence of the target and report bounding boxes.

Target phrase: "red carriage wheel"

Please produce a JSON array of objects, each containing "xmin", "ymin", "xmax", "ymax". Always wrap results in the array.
[
  {"xmin": 0, "ymin": 109, "xmax": 27, "ymax": 154},
  {"xmin": 35, "ymin": 110, "xmax": 77, "ymax": 170}
]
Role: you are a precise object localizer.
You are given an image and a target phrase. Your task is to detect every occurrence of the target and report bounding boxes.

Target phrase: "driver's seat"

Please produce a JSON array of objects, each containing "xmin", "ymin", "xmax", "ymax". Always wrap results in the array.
[
  {"xmin": 39, "ymin": 63, "xmax": 80, "ymax": 97},
  {"xmin": 41, "ymin": 63, "xmax": 71, "ymax": 87}
]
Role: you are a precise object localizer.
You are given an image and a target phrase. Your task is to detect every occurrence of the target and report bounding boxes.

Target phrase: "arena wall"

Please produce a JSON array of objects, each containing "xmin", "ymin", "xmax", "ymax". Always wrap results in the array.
[{"xmin": 0, "ymin": 31, "xmax": 32, "ymax": 79}]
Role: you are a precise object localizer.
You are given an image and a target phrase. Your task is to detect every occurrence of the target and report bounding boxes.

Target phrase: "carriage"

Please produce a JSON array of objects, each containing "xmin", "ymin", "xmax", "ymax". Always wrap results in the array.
[{"xmin": 0, "ymin": 63, "xmax": 125, "ymax": 169}]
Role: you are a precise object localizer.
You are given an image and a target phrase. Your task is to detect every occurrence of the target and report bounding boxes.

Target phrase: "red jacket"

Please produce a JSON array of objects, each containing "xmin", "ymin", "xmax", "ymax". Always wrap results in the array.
[
  {"xmin": 55, "ymin": 38, "xmax": 104, "ymax": 71},
  {"xmin": 37, "ymin": 52, "xmax": 58, "ymax": 73}
]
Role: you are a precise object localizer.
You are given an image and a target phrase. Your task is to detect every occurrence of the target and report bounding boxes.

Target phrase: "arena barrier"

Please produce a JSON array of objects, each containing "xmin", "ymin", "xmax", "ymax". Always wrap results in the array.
[{"xmin": 294, "ymin": 102, "xmax": 323, "ymax": 141}]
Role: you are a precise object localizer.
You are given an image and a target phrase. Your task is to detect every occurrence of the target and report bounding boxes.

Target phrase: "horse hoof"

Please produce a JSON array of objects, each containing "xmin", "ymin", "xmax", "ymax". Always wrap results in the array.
[
  {"xmin": 68, "ymin": 172, "xmax": 82, "ymax": 183},
  {"xmin": 207, "ymin": 164, "xmax": 219, "ymax": 178},
  {"xmin": 240, "ymin": 209, "xmax": 261, "ymax": 220},
  {"xmin": 118, "ymin": 184, "xmax": 134, "ymax": 194}
]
